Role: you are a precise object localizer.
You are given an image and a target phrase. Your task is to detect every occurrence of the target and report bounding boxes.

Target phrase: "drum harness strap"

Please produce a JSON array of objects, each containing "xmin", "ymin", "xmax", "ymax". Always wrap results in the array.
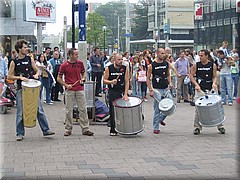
[{"xmin": 153, "ymin": 88, "xmax": 170, "ymax": 103}]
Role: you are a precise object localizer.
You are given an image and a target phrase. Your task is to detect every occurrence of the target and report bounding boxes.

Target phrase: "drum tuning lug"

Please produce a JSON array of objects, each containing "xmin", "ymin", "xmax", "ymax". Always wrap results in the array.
[{"xmin": 205, "ymin": 95, "xmax": 209, "ymax": 99}]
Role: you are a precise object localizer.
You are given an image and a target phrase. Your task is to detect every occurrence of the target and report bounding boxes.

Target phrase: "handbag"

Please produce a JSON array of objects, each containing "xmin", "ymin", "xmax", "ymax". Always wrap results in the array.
[{"xmin": 137, "ymin": 70, "xmax": 147, "ymax": 82}]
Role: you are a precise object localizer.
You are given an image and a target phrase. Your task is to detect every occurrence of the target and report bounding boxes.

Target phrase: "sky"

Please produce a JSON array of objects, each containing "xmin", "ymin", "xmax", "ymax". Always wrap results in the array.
[{"xmin": 44, "ymin": 0, "xmax": 138, "ymax": 36}]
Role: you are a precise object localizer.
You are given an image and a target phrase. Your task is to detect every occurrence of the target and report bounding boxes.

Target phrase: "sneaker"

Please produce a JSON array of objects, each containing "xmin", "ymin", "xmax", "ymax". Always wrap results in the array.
[
  {"xmin": 144, "ymin": 97, "xmax": 148, "ymax": 102},
  {"xmin": 64, "ymin": 131, "xmax": 72, "ymax": 136},
  {"xmin": 16, "ymin": 135, "xmax": 23, "ymax": 141},
  {"xmin": 177, "ymin": 99, "xmax": 180, "ymax": 103},
  {"xmin": 46, "ymin": 102, "xmax": 53, "ymax": 105},
  {"xmin": 43, "ymin": 100, "xmax": 46, "ymax": 104},
  {"xmin": 110, "ymin": 132, "xmax": 117, "ymax": 136},
  {"xmin": 82, "ymin": 130, "xmax": 94, "ymax": 136},
  {"xmin": 218, "ymin": 127, "xmax": 226, "ymax": 134},
  {"xmin": 160, "ymin": 121, "xmax": 166, "ymax": 126},
  {"xmin": 228, "ymin": 102, "xmax": 233, "ymax": 106},
  {"xmin": 233, "ymin": 97, "xmax": 236, "ymax": 100},
  {"xmin": 221, "ymin": 102, "xmax": 226, "ymax": 105},
  {"xmin": 184, "ymin": 99, "xmax": 190, "ymax": 103},
  {"xmin": 43, "ymin": 130, "xmax": 55, "ymax": 136},
  {"xmin": 193, "ymin": 128, "xmax": 200, "ymax": 135},
  {"xmin": 153, "ymin": 130, "xmax": 160, "ymax": 134}
]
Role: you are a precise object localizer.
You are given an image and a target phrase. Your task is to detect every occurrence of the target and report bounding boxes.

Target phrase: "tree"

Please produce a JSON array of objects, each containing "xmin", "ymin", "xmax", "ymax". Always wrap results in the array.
[
  {"xmin": 95, "ymin": 1, "xmax": 126, "ymax": 51},
  {"xmin": 86, "ymin": 13, "xmax": 108, "ymax": 47},
  {"xmin": 131, "ymin": 0, "xmax": 149, "ymax": 41}
]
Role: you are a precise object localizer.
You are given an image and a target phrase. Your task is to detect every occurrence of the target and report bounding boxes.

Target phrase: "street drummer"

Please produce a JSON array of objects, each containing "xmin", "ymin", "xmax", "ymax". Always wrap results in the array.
[
  {"xmin": 57, "ymin": 48, "xmax": 94, "ymax": 137},
  {"xmin": 103, "ymin": 53, "xmax": 129, "ymax": 136},
  {"xmin": 7, "ymin": 39, "xmax": 55, "ymax": 141},
  {"xmin": 190, "ymin": 49, "xmax": 226, "ymax": 135},
  {"xmin": 146, "ymin": 48, "xmax": 173, "ymax": 134}
]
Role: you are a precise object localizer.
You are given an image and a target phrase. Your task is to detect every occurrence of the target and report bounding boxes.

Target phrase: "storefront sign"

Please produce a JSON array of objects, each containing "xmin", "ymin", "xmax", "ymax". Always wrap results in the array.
[
  {"xmin": 195, "ymin": 3, "xmax": 203, "ymax": 20},
  {"xmin": 23, "ymin": 0, "xmax": 56, "ymax": 23}
]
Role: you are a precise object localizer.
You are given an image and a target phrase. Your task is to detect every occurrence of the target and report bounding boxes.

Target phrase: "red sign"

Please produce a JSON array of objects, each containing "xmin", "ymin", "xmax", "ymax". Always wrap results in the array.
[
  {"xmin": 195, "ymin": 3, "xmax": 203, "ymax": 20},
  {"xmin": 237, "ymin": 1, "xmax": 240, "ymax": 13},
  {"xmin": 36, "ymin": 7, "xmax": 50, "ymax": 17}
]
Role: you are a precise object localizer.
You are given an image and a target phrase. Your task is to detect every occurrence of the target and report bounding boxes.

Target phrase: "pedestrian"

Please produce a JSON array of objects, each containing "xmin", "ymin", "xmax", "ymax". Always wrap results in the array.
[
  {"xmin": 0, "ymin": 52, "xmax": 8, "ymax": 95},
  {"xmin": 86, "ymin": 52, "xmax": 92, "ymax": 81},
  {"xmin": 57, "ymin": 48, "xmax": 94, "ymax": 137},
  {"xmin": 175, "ymin": 50, "xmax": 191, "ymax": 103},
  {"xmin": 49, "ymin": 51, "xmax": 62, "ymax": 101},
  {"xmin": 190, "ymin": 49, "xmax": 226, "ymax": 135},
  {"xmin": 146, "ymin": 48, "xmax": 173, "ymax": 134},
  {"xmin": 217, "ymin": 50, "xmax": 234, "ymax": 106},
  {"xmin": 90, "ymin": 47, "xmax": 104, "ymax": 97},
  {"xmin": 7, "ymin": 39, "xmax": 55, "ymax": 141},
  {"xmin": 36, "ymin": 53, "xmax": 53, "ymax": 105},
  {"xmin": 103, "ymin": 53, "xmax": 129, "ymax": 136},
  {"xmin": 231, "ymin": 54, "xmax": 239, "ymax": 100}
]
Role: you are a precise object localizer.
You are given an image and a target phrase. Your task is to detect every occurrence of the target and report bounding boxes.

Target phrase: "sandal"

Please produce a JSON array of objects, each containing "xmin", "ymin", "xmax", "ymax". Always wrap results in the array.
[{"xmin": 82, "ymin": 130, "xmax": 94, "ymax": 136}]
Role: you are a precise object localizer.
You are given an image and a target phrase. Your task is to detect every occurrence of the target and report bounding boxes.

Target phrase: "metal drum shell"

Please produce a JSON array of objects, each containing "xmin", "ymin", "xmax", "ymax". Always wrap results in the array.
[
  {"xmin": 84, "ymin": 81, "xmax": 96, "ymax": 108},
  {"xmin": 195, "ymin": 94, "xmax": 225, "ymax": 127},
  {"xmin": 158, "ymin": 98, "xmax": 176, "ymax": 116},
  {"xmin": 113, "ymin": 96, "xmax": 144, "ymax": 135}
]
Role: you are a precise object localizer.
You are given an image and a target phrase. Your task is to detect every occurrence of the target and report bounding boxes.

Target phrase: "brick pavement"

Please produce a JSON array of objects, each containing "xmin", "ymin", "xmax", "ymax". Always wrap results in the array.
[{"xmin": 0, "ymin": 93, "xmax": 239, "ymax": 179}]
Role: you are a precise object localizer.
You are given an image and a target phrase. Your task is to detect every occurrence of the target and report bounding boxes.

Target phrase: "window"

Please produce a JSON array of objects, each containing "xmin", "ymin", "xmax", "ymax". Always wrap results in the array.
[
  {"xmin": 210, "ymin": 20, "xmax": 216, "ymax": 27},
  {"xmin": 0, "ymin": 0, "xmax": 13, "ymax": 17},
  {"xmin": 204, "ymin": 21, "xmax": 210, "ymax": 27},
  {"xmin": 217, "ymin": 19, "xmax": 223, "ymax": 26},
  {"xmin": 204, "ymin": 2, "xmax": 210, "ymax": 13},
  {"xmin": 231, "ymin": 0, "xmax": 236, "ymax": 8},
  {"xmin": 231, "ymin": 17, "xmax": 238, "ymax": 24},
  {"xmin": 199, "ymin": 22, "xmax": 204, "ymax": 28},
  {"xmin": 211, "ymin": 0, "xmax": 216, "ymax": 12},
  {"xmin": 224, "ymin": 0, "xmax": 231, "ymax": 9},
  {"xmin": 224, "ymin": 18, "xmax": 231, "ymax": 25},
  {"xmin": 217, "ymin": 0, "xmax": 223, "ymax": 11}
]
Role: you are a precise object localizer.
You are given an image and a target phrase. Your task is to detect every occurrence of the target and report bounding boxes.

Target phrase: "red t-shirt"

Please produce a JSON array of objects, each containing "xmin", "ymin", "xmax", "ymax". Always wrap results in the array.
[{"xmin": 59, "ymin": 60, "xmax": 85, "ymax": 91}]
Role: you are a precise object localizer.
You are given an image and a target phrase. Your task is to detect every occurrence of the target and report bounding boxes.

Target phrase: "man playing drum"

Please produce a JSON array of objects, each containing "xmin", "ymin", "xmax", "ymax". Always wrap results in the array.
[
  {"xmin": 190, "ymin": 49, "xmax": 226, "ymax": 135},
  {"xmin": 8, "ymin": 39, "xmax": 55, "ymax": 141},
  {"xmin": 57, "ymin": 48, "xmax": 94, "ymax": 137},
  {"xmin": 146, "ymin": 48, "xmax": 173, "ymax": 134},
  {"xmin": 103, "ymin": 53, "xmax": 129, "ymax": 136}
]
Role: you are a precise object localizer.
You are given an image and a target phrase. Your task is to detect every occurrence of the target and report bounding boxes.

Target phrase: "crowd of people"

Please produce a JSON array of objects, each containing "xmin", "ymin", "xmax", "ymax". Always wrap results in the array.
[{"xmin": 1, "ymin": 39, "xmax": 239, "ymax": 140}]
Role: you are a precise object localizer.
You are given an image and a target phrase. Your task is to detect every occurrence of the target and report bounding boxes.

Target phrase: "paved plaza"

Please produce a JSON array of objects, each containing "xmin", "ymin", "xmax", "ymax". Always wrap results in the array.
[{"xmin": 0, "ymin": 94, "xmax": 239, "ymax": 179}]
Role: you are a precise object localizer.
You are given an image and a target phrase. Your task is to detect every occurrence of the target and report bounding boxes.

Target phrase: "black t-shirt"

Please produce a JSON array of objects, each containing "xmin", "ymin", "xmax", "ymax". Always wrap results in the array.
[
  {"xmin": 14, "ymin": 56, "xmax": 34, "ymax": 90},
  {"xmin": 151, "ymin": 61, "xmax": 169, "ymax": 89},
  {"xmin": 196, "ymin": 61, "xmax": 213, "ymax": 91},
  {"xmin": 107, "ymin": 64, "xmax": 126, "ymax": 93}
]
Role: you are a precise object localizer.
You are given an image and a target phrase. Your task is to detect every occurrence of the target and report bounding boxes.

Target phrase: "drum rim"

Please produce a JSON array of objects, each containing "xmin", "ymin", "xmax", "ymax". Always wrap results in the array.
[
  {"xmin": 195, "ymin": 94, "xmax": 221, "ymax": 106},
  {"xmin": 113, "ymin": 96, "xmax": 143, "ymax": 108},
  {"xmin": 21, "ymin": 79, "xmax": 41, "ymax": 87}
]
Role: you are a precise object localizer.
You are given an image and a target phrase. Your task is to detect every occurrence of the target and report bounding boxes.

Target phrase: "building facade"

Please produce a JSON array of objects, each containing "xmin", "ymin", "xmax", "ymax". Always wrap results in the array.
[
  {"xmin": 0, "ymin": 0, "xmax": 36, "ymax": 54},
  {"xmin": 194, "ymin": 0, "xmax": 240, "ymax": 51}
]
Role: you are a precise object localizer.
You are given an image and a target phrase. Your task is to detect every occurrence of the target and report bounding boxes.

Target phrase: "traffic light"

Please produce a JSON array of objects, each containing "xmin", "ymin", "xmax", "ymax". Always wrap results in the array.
[{"xmin": 74, "ymin": 3, "xmax": 88, "ymax": 11}]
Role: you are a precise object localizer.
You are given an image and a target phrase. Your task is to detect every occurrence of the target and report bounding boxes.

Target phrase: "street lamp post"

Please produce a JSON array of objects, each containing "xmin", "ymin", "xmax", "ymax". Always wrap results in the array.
[{"xmin": 102, "ymin": 26, "xmax": 107, "ymax": 54}]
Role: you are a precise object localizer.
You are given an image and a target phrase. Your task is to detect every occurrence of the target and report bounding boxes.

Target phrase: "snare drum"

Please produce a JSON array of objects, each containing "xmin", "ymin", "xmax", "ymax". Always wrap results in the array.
[
  {"xmin": 158, "ymin": 98, "xmax": 176, "ymax": 116},
  {"xmin": 195, "ymin": 93, "xmax": 225, "ymax": 127},
  {"xmin": 21, "ymin": 79, "xmax": 41, "ymax": 128},
  {"xmin": 113, "ymin": 96, "xmax": 143, "ymax": 135}
]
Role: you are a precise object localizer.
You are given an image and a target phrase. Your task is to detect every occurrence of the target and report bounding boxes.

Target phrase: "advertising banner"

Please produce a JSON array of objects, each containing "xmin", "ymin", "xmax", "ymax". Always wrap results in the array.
[
  {"xmin": 23, "ymin": 0, "xmax": 56, "ymax": 23},
  {"xmin": 195, "ymin": 3, "xmax": 203, "ymax": 20}
]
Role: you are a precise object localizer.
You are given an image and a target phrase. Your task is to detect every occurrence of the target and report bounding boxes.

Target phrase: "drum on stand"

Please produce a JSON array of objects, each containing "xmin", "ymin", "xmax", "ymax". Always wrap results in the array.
[
  {"xmin": 113, "ymin": 96, "xmax": 143, "ymax": 135},
  {"xmin": 195, "ymin": 93, "xmax": 225, "ymax": 127},
  {"xmin": 21, "ymin": 79, "xmax": 41, "ymax": 128}
]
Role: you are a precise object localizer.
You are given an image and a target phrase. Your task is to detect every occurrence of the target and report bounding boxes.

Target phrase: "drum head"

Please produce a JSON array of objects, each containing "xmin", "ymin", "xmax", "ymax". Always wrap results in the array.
[
  {"xmin": 195, "ymin": 94, "xmax": 221, "ymax": 106},
  {"xmin": 113, "ymin": 96, "xmax": 142, "ymax": 108},
  {"xmin": 21, "ymin": 79, "xmax": 41, "ymax": 87},
  {"xmin": 158, "ymin": 98, "xmax": 174, "ymax": 111}
]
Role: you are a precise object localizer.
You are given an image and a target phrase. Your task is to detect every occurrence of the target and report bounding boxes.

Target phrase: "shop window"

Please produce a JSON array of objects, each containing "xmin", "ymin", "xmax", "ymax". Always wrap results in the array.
[
  {"xmin": 231, "ymin": 0, "xmax": 236, "ymax": 8},
  {"xmin": 211, "ymin": 0, "xmax": 216, "ymax": 12}
]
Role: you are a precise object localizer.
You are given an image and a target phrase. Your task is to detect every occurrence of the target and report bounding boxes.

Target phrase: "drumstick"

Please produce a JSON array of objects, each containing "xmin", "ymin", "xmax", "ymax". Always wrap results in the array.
[
  {"xmin": 72, "ymin": 80, "xmax": 80, "ymax": 87},
  {"xmin": 116, "ymin": 68, "xmax": 124, "ymax": 80}
]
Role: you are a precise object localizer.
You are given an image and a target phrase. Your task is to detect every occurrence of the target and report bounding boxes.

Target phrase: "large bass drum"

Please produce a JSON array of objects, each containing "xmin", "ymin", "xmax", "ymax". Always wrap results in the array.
[
  {"xmin": 113, "ymin": 96, "xmax": 143, "ymax": 135},
  {"xmin": 195, "ymin": 93, "xmax": 225, "ymax": 127},
  {"xmin": 21, "ymin": 79, "xmax": 41, "ymax": 128}
]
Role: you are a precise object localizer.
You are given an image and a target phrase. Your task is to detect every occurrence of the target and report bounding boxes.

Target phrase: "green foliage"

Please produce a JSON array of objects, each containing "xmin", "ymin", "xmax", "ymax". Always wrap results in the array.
[
  {"xmin": 86, "ymin": 13, "xmax": 109, "ymax": 47},
  {"xmin": 67, "ymin": 26, "xmax": 79, "ymax": 43},
  {"xmin": 131, "ymin": 0, "xmax": 149, "ymax": 41}
]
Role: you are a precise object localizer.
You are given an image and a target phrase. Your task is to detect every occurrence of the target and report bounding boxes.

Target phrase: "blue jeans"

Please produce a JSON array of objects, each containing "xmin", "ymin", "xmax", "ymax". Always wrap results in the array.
[
  {"xmin": 153, "ymin": 88, "xmax": 173, "ymax": 130},
  {"xmin": 16, "ymin": 90, "xmax": 50, "ymax": 136},
  {"xmin": 231, "ymin": 73, "xmax": 239, "ymax": 98},
  {"xmin": 220, "ymin": 74, "xmax": 233, "ymax": 103},
  {"xmin": 40, "ymin": 77, "xmax": 51, "ymax": 103},
  {"xmin": 132, "ymin": 75, "xmax": 137, "ymax": 96}
]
